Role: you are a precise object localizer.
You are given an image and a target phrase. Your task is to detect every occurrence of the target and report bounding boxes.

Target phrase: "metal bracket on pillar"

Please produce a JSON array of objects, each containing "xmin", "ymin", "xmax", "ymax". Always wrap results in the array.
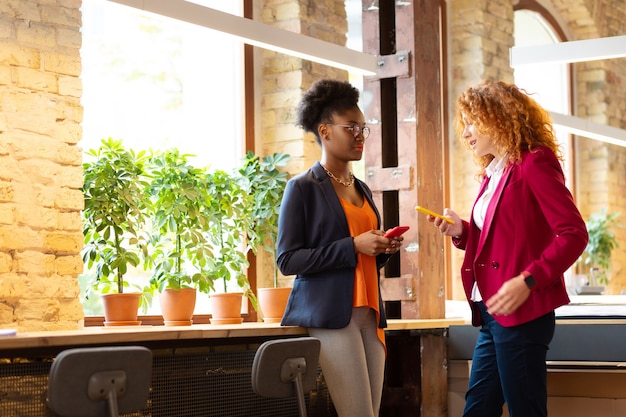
[
  {"xmin": 366, "ymin": 165, "xmax": 413, "ymax": 192},
  {"xmin": 366, "ymin": 50, "xmax": 411, "ymax": 81}
]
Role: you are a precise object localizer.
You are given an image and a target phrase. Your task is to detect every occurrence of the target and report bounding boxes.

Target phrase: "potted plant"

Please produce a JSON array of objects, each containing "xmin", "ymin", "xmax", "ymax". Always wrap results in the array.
[
  {"xmin": 81, "ymin": 138, "xmax": 152, "ymax": 326},
  {"xmin": 202, "ymin": 168, "xmax": 257, "ymax": 324},
  {"xmin": 239, "ymin": 151, "xmax": 291, "ymax": 323},
  {"xmin": 576, "ymin": 209, "xmax": 620, "ymax": 294},
  {"xmin": 145, "ymin": 148, "xmax": 214, "ymax": 325}
]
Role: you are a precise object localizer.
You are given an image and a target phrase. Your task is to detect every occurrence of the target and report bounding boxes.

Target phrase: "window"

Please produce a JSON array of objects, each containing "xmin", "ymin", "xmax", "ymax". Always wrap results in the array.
[
  {"xmin": 514, "ymin": 8, "xmax": 580, "ymax": 293},
  {"xmin": 514, "ymin": 9, "xmax": 572, "ymax": 185},
  {"xmin": 80, "ymin": 0, "xmax": 245, "ymax": 315}
]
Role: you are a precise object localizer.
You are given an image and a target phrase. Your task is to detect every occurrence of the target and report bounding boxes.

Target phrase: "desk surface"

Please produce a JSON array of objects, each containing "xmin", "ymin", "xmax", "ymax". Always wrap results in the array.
[
  {"xmin": 448, "ymin": 319, "xmax": 626, "ymax": 362},
  {"xmin": 0, "ymin": 318, "xmax": 467, "ymax": 351}
]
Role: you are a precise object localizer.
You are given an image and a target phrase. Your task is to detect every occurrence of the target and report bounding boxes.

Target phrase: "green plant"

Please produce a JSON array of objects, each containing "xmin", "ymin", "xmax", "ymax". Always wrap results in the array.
[
  {"xmin": 579, "ymin": 209, "xmax": 621, "ymax": 285},
  {"xmin": 81, "ymin": 138, "xmax": 152, "ymax": 309},
  {"xmin": 145, "ymin": 148, "xmax": 214, "ymax": 293},
  {"xmin": 238, "ymin": 151, "xmax": 290, "ymax": 287},
  {"xmin": 203, "ymin": 168, "xmax": 256, "ymax": 305}
]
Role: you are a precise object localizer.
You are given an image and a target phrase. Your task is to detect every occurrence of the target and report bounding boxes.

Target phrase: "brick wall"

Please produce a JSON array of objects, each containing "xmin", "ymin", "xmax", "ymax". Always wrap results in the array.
[{"xmin": 0, "ymin": 0, "xmax": 85, "ymax": 330}]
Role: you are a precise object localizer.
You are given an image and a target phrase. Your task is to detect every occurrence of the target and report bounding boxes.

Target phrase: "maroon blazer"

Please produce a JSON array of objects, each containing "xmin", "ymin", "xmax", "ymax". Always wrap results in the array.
[{"xmin": 453, "ymin": 147, "xmax": 588, "ymax": 327}]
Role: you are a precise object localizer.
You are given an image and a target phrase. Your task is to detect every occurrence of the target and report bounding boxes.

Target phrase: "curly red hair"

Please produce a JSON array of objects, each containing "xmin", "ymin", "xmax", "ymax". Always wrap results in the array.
[{"xmin": 455, "ymin": 80, "xmax": 562, "ymax": 178}]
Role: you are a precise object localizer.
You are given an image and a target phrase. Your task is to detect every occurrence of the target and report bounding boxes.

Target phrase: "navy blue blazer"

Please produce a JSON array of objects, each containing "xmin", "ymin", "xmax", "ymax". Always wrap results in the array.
[{"xmin": 277, "ymin": 161, "xmax": 389, "ymax": 329}]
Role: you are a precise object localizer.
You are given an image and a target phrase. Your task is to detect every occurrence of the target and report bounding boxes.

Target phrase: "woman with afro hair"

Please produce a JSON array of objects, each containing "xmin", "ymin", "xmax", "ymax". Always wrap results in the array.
[{"xmin": 276, "ymin": 79, "xmax": 402, "ymax": 417}]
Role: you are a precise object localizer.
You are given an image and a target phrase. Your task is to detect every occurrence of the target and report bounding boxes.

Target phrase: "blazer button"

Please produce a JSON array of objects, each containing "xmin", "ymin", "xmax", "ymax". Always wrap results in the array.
[{"xmin": 491, "ymin": 261, "xmax": 500, "ymax": 269}]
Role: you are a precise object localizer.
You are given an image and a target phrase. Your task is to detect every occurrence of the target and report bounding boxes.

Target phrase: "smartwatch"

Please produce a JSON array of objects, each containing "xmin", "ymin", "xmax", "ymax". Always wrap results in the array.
[{"xmin": 524, "ymin": 274, "xmax": 537, "ymax": 290}]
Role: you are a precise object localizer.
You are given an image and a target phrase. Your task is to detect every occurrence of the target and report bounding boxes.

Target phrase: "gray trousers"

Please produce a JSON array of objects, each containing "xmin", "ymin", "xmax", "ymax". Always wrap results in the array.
[{"xmin": 308, "ymin": 307, "xmax": 386, "ymax": 417}]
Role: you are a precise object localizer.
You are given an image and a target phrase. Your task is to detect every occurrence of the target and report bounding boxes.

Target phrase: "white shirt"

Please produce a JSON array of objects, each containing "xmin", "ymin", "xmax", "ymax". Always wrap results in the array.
[{"xmin": 470, "ymin": 155, "xmax": 507, "ymax": 302}]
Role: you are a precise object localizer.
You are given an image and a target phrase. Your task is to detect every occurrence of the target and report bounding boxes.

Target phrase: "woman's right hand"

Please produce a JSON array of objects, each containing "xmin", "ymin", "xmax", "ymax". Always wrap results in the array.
[{"xmin": 428, "ymin": 208, "xmax": 463, "ymax": 237}]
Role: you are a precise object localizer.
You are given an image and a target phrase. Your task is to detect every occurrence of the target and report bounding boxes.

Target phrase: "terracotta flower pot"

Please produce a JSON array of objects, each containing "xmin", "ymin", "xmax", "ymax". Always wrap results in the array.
[
  {"xmin": 209, "ymin": 292, "xmax": 244, "ymax": 324},
  {"xmin": 257, "ymin": 287, "xmax": 291, "ymax": 323},
  {"xmin": 101, "ymin": 293, "xmax": 142, "ymax": 326},
  {"xmin": 160, "ymin": 288, "xmax": 197, "ymax": 326}
]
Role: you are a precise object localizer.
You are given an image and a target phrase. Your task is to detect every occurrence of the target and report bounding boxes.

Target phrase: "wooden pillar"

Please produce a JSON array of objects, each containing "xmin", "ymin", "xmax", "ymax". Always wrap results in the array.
[
  {"xmin": 362, "ymin": 1, "xmax": 448, "ymax": 416},
  {"xmin": 420, "ymin": 330, "xmax": 449, "ymax": 417},
  {"xmin": 362, "ymin": 0, "xmax": 446, "ymax": 320}
]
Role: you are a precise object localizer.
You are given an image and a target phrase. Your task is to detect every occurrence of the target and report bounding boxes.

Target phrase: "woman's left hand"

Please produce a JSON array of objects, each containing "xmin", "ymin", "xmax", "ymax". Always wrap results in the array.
[
  {"xmin": 484, "ymin": 275, "xmax": 532, "ymax": 316},
  {"xmin": 354, "ymin": 230, "xmax": 403, "ymax": 256}
]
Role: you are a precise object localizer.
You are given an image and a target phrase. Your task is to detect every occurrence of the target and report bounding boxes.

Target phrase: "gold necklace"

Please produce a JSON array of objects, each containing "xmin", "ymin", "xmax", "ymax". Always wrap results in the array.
[{"xmin": 322, "ymin": 164, "xmax": 355, "ymax": 187}]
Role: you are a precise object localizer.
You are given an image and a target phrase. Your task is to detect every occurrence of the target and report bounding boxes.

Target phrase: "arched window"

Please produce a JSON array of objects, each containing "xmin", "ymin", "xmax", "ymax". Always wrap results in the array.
[
  {"xmin": 514, "ymin": 4, "xmax": 584, "ymax": 293},
  {"xmin": 513, "ymin": 7, "xmax": 572, "ymax": 186}
]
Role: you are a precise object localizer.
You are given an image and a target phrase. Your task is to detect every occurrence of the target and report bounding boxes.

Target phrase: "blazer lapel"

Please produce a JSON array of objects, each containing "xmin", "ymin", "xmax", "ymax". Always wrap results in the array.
[
  {"xmin": 476, "ymin": 164, "xmax": 514, "ymax": 255},
  {"xmin": 312, "ymin": 162, "xmax": 351, "ymax": 235}
]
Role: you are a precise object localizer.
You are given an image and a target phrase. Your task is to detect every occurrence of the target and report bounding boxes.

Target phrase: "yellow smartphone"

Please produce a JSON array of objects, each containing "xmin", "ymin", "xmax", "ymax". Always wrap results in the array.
[{"xmin": 415, "ymin": 205, "xmax": 455, "ymax": 224}]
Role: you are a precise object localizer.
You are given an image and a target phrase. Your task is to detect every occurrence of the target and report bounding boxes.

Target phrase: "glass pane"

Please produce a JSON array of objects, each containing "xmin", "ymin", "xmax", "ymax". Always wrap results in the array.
[
  {"xmin": 514, "ymin": 10, "xmax": 571, "ymax": 187},
  {"xmin": 80, "ymin": 0, "xmax": 244, "ymax": 315}
]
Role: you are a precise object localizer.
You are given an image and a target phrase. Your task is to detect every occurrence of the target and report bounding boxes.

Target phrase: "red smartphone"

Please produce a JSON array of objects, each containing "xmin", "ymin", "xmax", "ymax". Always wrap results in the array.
[{"xmin": 384, "ymin": 225, "xmax": 410, "ymax": 238}]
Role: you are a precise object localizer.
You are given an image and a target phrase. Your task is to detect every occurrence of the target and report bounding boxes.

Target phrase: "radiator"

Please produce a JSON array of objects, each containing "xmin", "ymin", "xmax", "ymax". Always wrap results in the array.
[{"xmin": 0, "ymin": 346, "xmax": 337, "ymax": 417}]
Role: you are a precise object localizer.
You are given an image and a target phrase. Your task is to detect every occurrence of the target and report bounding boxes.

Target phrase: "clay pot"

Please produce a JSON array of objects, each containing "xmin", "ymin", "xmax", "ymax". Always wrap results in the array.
[
  {"xmin": 257, "ymin": 287, "xmax": 291, "ymax": 323},
  {"xmin": 102, "ymin": 293, "xmax": 142, "ymax": 326},
  {"xmin": 209, "ymin": 292, "xmax": 244, "ymax": 324},
  {"xmin": 159, "ymin": 288, "xmax": 197, "ymax": 326}
]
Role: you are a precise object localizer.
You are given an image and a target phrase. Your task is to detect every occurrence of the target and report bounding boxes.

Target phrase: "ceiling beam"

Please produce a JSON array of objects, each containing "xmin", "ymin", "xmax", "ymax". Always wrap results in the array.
[
  {"xmin": 106, "ymin": 0, "xmax": 377, "ymax": 75},
  {"xmin": 512, "ymin": 36, "xmax": 626, "ymax": 146},
  {"xmin": 550, "ymin": 112, "xmax": 626, "ymax": 147},
  {"xmin": 510, "ymin": 35, "xmax": 626, "ymax": 66}
]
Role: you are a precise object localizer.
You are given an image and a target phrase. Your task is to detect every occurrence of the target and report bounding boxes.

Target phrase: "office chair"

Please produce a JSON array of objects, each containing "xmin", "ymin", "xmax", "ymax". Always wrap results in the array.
[
  {"xmin": 251, "ymin": 337, "xmax": 321, "ymax": 417},
  {"xmin": 47, "ymin": 346, "xmax": 152, "ymax": 417}
]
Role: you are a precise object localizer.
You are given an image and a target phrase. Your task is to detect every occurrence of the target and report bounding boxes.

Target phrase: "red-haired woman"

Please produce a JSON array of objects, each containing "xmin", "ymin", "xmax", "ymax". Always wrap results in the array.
[{"xmin": 428, "ymin": 80, "xmax": 588, "ymax": 417}]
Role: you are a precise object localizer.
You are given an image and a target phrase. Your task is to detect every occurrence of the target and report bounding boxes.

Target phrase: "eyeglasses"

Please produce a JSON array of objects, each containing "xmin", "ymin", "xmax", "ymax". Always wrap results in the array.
[{"xmin": 327, "ymin": 124, "xmax": 370, "ymax": 139}]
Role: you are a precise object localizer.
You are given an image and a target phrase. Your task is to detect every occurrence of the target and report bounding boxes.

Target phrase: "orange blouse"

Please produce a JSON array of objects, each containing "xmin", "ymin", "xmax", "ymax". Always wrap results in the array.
[{"xmin": 340, "ymin": 198, "xmax": 385, "ymax": 349}]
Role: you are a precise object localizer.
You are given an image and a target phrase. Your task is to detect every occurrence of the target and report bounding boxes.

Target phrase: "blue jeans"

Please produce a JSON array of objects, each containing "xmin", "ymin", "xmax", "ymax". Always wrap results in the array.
[{"xmin": 463, "ymin": 302, "xmax": 555, "ymax": 417}]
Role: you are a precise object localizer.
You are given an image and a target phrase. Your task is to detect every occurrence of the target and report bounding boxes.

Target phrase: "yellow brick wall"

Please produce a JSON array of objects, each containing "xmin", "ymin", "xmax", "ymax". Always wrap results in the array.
[{"xmin": 0, "ymin": 0, "xmax": 85, "ymax": 330}]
